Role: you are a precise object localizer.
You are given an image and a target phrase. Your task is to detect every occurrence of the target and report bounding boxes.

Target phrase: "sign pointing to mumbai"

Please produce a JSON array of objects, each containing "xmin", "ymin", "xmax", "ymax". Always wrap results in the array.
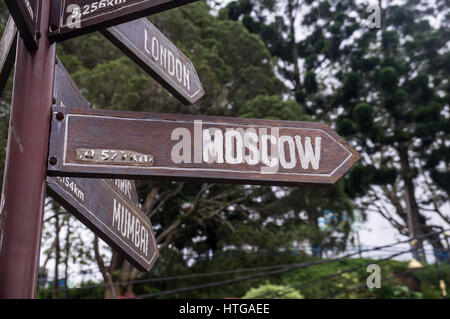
[
  {"xmin": 102, "ymin": 18, "xmax": 204, "ymax": 105},
  {"xmin": 47, "ymin": 108, "xmax": 361, "ymax": 186}
]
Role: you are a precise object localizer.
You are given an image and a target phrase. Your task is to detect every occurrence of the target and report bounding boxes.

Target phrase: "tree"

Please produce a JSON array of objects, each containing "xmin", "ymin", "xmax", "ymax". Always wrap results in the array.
[{"xmin": 221, "ymin": 0, "xmax": 450, "ymax": 259}]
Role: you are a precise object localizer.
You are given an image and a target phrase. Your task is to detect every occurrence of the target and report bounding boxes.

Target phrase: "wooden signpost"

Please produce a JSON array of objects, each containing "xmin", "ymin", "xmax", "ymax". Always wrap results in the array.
[
  {"xmin": 0, "ymin": 0, "xmax": 361, "ymax": 298},
  {"xmin": 47, "ymin": 60, "xmax": 159, "ymax": 272},
  {"xmin": 49, "ymin": 0, "xmax": 199, "ymax": 42},
  {"xmin": 0, "ymin": 0, "xmax": 55, "ymax": 298},
  {"xmin": 0, "ymin": 17, "xmax": 17, "ymax": 96},
  {"xmin": 47, "ymin": 108, "xmax": 360, "ymax": 186},
  {"xmin": 5, "ymin": 0, "xmax": 40, "ymax": 51},
  {"xmin": 102, "ymin": 18, "xmax": 204, "ymax": 104}
]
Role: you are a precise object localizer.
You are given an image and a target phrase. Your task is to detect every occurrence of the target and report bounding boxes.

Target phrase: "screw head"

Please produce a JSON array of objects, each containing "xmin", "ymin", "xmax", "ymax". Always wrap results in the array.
[
  {"xmin": 56, "ymin": 112, "xmax": 64, "ymax": 121},
  {"xmin": 49, "ymin": 157, "xmax": 58, "ymax": 165}
]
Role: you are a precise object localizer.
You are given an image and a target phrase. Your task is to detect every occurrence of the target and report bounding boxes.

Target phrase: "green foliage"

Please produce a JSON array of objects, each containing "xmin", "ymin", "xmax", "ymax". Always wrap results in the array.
[
  {"xmin": 243, "ymin": 283, "xmax": 303, "ymax": 299},
  {"xmin": 353, "ymin": 103, "xmax": 373, "ymax": 127},
  {"xmin": 376, "ymin": 285, "xmax": 423, "ymax": 299},
  {"xmin": 379, "ymin": 67, "xmax": 398, "ymax": 91},
  {"xmin": 238, "ymin": 95, "xmax": 308, "ymax": 121}
]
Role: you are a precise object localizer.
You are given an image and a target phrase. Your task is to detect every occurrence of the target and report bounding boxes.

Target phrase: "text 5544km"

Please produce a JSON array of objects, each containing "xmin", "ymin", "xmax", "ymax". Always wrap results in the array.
[{"xmin": 179, "ymin": 303, "xmax": 270, "ymax": 316}]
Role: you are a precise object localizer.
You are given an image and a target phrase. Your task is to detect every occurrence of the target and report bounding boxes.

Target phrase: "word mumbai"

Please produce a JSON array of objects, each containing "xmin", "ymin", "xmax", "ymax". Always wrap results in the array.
[
  {"xmin": 172, "ymin": 121, "xmax": 322, "ymax": 172},
  {"xmin": 112, "ymin": 197, "xmax": 150, "ymax": 257}
]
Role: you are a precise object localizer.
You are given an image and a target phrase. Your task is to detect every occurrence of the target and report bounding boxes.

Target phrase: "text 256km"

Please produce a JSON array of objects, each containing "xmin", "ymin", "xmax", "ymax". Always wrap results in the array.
[{"xmin": 69, "ymin": 0, "xmax": 131, "ymax": 20}]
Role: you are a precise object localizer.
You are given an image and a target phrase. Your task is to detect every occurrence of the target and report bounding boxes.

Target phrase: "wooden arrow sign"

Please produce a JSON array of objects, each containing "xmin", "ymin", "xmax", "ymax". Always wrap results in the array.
[
  {"xmin": 47, "ymin": 177, "xmax": 158, "ymax": 272},
  {"xmin": 0, "ymin": 17, "xmax": 18, "ymax": 96},
  {"xmin": 47, "ymin": 107, "xmax": 361, "ymax": 186},
  {"xmin": 47, "ymin": 59, "xmax": 159, "ymax": 272},
  {"xmin": 101, "ymin": 18, "xmax": 204, "ymax": 105},
  {"xmin": 49, "ymin": 0, "xmax": 199, "ymax": 42},
  {"xmin": 5, "ymin": 0, "xmax": 40, "ymax": 51}
]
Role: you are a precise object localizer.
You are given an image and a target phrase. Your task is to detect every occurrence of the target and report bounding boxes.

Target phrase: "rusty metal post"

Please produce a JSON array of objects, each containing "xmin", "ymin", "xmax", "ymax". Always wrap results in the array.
[{"xmin": 0, "ymin": 1, "xmax": 56, "ymax": 298}]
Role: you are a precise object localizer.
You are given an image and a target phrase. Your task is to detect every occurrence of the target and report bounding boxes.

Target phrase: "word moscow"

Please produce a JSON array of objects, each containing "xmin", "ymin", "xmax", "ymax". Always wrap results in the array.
[{"xmin": 171, "ymin": 121, "xmax": 322, "ymax": 172}]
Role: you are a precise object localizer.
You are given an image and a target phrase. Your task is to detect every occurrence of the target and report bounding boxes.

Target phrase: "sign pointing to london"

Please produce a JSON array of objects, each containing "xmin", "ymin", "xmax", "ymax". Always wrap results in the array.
[
  {"xmin": 101, "ymin": 18, "xmax": 204, "ymax": 105},
  {"xmin": 49, "ymin": 0, "xmax": 200, "ymax": 42},
  {"xmin": 47, "ymin": 59, "xmax": 159, "ymax": 272},
  {"xmin": 5, "ymin": 0, "xmax": 40, "ymax": 51},
  {"xmin": 47, "ymin": 108, "xmax": 361, "ymax": 186}
]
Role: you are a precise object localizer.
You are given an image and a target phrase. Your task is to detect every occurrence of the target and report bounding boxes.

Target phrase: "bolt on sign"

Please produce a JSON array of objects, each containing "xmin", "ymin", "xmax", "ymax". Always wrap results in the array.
[
  {"xmin": 47, "ymin": 59, "xmax": 159, "ymax": 271},
  {"xmin": 101, "ymin": 18, "xmax": 204, "ymax": 105},
  {"xmin": 49, "ymin": 0, "xmax": 200, "ymax": 42},
  {"xmin": 47, "ymin": 108, "xmax": 361, "ymax": 186},
  {"xmin": 4, "ymin": 0, "xmax": 40, "ymax": 51},
  {"xmin": 0, "ymin": 17, "xmax": 18, "ymax": 96}
]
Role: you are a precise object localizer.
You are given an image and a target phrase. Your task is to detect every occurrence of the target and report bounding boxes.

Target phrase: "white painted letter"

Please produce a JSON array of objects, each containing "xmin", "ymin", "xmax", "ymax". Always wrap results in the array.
[
  {"xmin": 203, "ymin": 128, "xmax": 224, "ymax": 164},
  {"xmin": 225, "ymin": 129, "xmax": 243, "ymax": 164},
  {"xmin": 278, "ymin": 136, "xmax": 297, "ymax": 169},
  {"xmin": 171, "ymin": 128, "xmax": 192, "ymax": 164},
  {"xmin": 295, "ymin": 136, "xmax": 322, "ymax": 170},
  {"xmin": 244, "ymin": 130, "xmax": 259, "ymax": 165}
]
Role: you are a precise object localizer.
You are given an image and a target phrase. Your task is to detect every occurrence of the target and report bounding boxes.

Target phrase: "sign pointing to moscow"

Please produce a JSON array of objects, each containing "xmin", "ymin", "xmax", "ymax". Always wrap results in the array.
[
  {"xmin": 49, "ymin": 0, "xmax": 200, "ymax": 42},
  {"xmin": 47, "ymin": 108, "xmax": 361, "ymax": 186},
  {"xmin": 102, "ymin": 18, "xmax": 204, "ymax": 104}
]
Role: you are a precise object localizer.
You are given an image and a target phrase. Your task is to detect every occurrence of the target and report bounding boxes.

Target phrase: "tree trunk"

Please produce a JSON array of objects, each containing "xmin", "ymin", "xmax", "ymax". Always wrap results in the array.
[
  {"xmin": 397, "ymin": 143, "xmax": 429, "ymax": 261},
  {"xmin": 63, "ymin": 216, "xmax": 70, "ymax": 299},
  {"xmin": 287, "ymin": 1, "xmax": 302, "ymax": 94},
  {"xmin": 52, "ymin": 214, "xmax": 60, "ymax": 299}
]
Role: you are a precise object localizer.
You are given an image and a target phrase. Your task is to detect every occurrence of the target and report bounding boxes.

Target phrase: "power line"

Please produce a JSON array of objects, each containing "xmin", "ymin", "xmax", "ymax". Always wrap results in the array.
[
  {"xmin": 131, "ymin": 229, "xmax": 448, "ymax": 299},
  {"xmin": 257, "ymin": 239, "xmax": 444, "ymax": 299},
  {"xmin": 329, "ymin": 264, "xmax": 434, "ymax": 299},
  {"xmin": 38, "ymin": 229, "xmax": 448, "ymax": 296}
]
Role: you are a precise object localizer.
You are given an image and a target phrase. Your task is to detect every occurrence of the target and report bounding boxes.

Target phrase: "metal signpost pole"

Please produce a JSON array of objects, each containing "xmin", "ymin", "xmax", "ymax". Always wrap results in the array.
[{"xmin": 0, "ymin": 1, "xmax": 56, "ymax": 298}]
